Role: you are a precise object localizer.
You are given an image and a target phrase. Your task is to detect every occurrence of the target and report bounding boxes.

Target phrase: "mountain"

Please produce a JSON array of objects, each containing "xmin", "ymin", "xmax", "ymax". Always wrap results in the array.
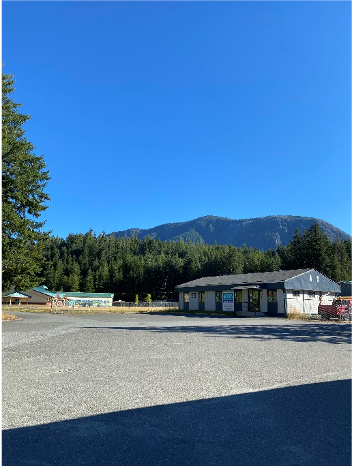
[{"xmin": 109, "ymin": 215, "xmax": 350, "ymax": 250}]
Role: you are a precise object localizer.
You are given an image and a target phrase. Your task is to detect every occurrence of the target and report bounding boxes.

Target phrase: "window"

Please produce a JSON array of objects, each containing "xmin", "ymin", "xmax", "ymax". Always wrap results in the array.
[
  {"xmin": 184, "ymin": 293, "xmax": 189, "ymax": 303},
  {"xmin": 292, "ymin": 291, "xmax": 300, "ymax": 297},
  {"xmin": 268, "ymin": 290, "xmax": 277, "ymax": 303},
  {"xmin": 215, "ymin": 291, "xmax": 222, "ymax": 303},
  {"xmin": 234, "ymin": 290, "xmax": 242, "ymax": 302},
  {"xmin": 199, "ymin": 292, "xmax": 205, "ymax": 303}
]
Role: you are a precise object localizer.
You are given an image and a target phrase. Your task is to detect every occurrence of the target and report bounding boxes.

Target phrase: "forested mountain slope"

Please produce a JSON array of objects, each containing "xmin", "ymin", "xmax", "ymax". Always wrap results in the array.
[{"xmin": 110, "ymin": 215, "xmax": 350, "ymax": 250}]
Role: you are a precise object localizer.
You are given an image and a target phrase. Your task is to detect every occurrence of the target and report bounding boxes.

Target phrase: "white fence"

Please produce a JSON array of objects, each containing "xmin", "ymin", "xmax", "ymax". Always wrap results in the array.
[{"xmin": 113, "ymin": 301, "xmax": 179, "ymax": 308}]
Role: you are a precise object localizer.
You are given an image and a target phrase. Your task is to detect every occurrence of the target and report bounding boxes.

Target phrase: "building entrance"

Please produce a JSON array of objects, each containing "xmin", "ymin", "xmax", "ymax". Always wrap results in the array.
[{"xmin": 249, "ymin": 289, "xmax": 260, "ymax": 311}]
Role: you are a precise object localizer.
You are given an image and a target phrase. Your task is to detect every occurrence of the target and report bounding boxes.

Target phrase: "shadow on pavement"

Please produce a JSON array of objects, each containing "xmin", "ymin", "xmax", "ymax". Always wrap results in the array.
[
  {"xmin": 81, "ymin": 322, "xmax": 352, "ymax": 345},
  {"xmin": 3, "ymin": 379, "xmax": 351, "ymax": 466}
]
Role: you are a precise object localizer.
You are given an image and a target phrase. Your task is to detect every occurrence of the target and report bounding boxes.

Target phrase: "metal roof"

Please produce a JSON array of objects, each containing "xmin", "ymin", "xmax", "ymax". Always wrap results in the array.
[
  {"xmin": 62, "ymin": 292, "xmax": 114, "ymax": 298},
  {"xmin": 33, "ymin": 286, "xmax": 58, "ymax": 297},
  {"xmin": 33, "ymin": 287, "xmax": 113, "ymax": 299},
  {"xmin": 4, "ymin": 292, "xmax": 31, "ymax": 298}
]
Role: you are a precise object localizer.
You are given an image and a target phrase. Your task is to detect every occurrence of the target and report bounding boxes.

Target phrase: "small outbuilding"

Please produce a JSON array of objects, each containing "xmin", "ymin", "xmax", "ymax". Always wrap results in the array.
[{"xmin": 175, "ymin": 269, "xmax": 340, "ymax": 316}]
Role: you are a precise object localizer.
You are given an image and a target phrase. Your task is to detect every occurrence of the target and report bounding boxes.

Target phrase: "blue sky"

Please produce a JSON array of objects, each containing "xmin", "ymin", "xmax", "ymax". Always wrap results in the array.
[{"xmin": 3, "ymin": 1, "xmax": 351, "ymax": 238}]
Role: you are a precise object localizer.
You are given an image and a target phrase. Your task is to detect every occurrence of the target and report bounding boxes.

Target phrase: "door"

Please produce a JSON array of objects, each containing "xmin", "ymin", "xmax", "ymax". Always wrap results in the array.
[{"xmin": 249, "ymin": 290, "xmax": 260, "ymax": 312}]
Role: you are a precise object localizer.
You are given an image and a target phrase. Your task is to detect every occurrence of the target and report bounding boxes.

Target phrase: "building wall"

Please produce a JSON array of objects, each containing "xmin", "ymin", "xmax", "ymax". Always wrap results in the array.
[
  {"xmin": 285, "ymin": 270, "xmax": 340, "ymax": 293},
  {"xmin": 26, "ymin": 290, "xmax": 50, "ymax": 304},
  {"xmin": 286, "ymin": 290, "xmax": 303, "ymax": 314},
  {"xmin": 205, "ymin": 291, "xmax": 216, "ymax": 312},
  {"xmin": 286, "ymin": 290, "xmax": 336, "ymax": 314},
  {"xmin": 303, "ymin": 292, "xmax": 321, "ymax": 314},
  {"xmin": 320, "ymin": 293, "xmax": 335, "ymax": 305},
  {"xmin": 66, "ymin": 296, "xmax": 113, "ymax": 307},
  {"xmin": 339, "ymin": 281, "xmax": 352, "ymax": 296}
]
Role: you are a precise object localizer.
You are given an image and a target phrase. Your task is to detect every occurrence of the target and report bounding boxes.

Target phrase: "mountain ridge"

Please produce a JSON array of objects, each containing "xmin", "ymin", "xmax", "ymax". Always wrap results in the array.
[{"xmin": 109, "ymin": 215, "xmax": 350, "ymax": 250}]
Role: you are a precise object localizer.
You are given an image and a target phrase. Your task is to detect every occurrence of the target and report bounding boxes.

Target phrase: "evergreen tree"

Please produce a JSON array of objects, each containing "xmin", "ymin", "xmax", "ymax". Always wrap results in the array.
[
  {"xmin": 328, "ymin": 239, "xmax": 350, "ymax": 281},
  {"xmin": 83, "ymin": 269, "xmax": 95, "ymax": 293},
  {"xmin": 243, "ymin": 247, "xmax": 261, "ymax": 273},
  {"xmin": 2, "ymin": 72, "xmax": 51, "ymax": 290},
  {"xmin": 283, "ymin": 229, "xmax": 304, "ymax": 269},
  {"xmin": 54, "ymin": 260, "xmax": 64, "ymax": 290},
  {"xmin": 68, "ymin": 262, "xmax": 81, "ymax": 291},
  {"xmin": 302, "ymin": 222, "xmax": 332, "ymax": 275},
  {"xmin": 95, "ymin": 262, "xmax": 110, "ymax": 292}
]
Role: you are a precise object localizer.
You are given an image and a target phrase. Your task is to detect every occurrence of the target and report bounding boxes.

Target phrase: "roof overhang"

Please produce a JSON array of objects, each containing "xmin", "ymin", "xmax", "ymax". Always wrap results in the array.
[
  {"xmin": 4, "ymin": 292, "xmax": 31, "ymax": 298},
  {"xmin": 231, "ymin": 285, "xmax": 261, "ymax": 290}
]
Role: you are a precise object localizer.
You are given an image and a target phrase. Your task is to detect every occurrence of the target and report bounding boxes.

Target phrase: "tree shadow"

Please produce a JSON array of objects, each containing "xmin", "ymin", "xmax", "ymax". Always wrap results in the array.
[
  {"xmin": 3, "ymin": 379, "xmax": 351, "ymax": 466},
  {"xmin": 80, "ymin": 322, "xmax": 352, "ymax": 345},
  {"xmin": 146, "ymin": 312, "xmax": 246, "ymax": 318}
]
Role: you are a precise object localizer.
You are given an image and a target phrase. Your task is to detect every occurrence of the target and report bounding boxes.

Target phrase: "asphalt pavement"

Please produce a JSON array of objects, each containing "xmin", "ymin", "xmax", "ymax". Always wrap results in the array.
[{"xmin": 2, "ymin": 311, "xmax": 351, "ymax": 465}]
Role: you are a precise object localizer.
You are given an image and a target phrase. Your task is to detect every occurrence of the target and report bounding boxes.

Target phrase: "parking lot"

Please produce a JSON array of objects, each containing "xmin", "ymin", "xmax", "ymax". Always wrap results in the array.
[{"xmin": 2, "ymin": 311, "xmax": 351, "ymax": 465}]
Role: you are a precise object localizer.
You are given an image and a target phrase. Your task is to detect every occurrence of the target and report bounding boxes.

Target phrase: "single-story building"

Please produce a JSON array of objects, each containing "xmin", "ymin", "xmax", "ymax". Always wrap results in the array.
[
  {"xmin": 2, "ymin": 285, "xmax": 114, "ymax": 307},
  {"xmin": 175, "ymin": 269, "xmax": 340, "ymax": 316},
  {"xmin": 2, "ymin": 291, "xmax": 31, "ymax": 305}
]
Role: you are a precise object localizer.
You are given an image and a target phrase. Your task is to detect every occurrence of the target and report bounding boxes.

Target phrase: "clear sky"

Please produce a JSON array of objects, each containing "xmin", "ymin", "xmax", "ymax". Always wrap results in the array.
[{"xmin": 3, "ymin": 1, "xmax": 351, "ymax": 239}]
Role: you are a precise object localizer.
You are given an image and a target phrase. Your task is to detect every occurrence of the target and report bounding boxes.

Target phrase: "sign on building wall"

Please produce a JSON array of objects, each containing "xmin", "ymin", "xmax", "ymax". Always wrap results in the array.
[{"xmin": 223, "ymin": 292, "xmax": 234, "ymax": 311}]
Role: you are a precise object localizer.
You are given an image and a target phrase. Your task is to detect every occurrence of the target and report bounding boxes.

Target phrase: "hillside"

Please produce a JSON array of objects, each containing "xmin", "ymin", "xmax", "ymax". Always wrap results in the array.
[{"xmin": 109, "ymin": 215, "xmax": 350, "ymax": 250}]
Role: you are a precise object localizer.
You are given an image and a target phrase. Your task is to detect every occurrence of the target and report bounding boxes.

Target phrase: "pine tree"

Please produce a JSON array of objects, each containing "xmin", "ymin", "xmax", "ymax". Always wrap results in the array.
[{"xmin": 2, "ymin": 72, "xmax": 51, "ymax": 290}]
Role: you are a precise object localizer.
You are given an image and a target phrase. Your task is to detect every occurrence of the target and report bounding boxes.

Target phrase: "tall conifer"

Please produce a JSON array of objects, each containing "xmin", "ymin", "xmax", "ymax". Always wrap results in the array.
[{"xmin": 2, "ymin": 72, "xmax": 50, "ymax": 290}]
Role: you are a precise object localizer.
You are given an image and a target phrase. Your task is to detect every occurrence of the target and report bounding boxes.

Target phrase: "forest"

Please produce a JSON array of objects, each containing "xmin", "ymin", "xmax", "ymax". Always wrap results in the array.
[{"xmin": 38, "ymin": 223, "xmax": 351, "ymax": 302}]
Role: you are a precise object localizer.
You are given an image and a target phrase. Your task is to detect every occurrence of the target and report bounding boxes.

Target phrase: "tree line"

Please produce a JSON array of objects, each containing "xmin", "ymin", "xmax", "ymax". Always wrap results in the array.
[{"xmin": 38, "ymin": 223, "xmax": 351, "ymax": 301}]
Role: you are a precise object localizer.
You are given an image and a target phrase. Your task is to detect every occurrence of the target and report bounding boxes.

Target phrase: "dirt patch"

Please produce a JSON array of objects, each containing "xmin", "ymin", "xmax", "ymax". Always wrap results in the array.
[{"xmin": 2, "ymin": 312, "xmax": 19, "ymax": 321}]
